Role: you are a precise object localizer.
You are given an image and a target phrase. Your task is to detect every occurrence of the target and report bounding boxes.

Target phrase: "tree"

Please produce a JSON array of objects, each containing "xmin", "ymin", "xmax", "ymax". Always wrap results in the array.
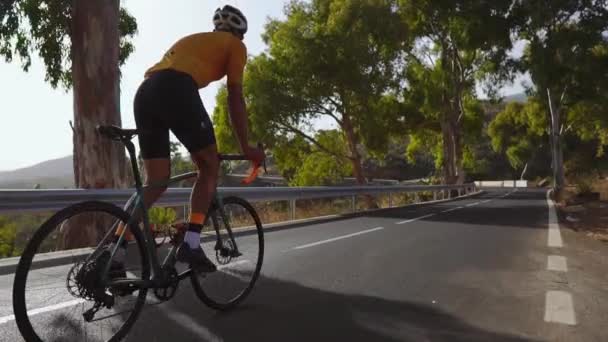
[
  {"xmin": 277, "ymin": 130, "xmax": 352, "ymax": 186},
  {"xmin": 488, "ymin": 100, "xmax": 550, "ymax": 179},
  {"xmin": 398, "ymin": 0, "xmax": 514, "ymax": 184},
  {"xmin": 1, "ymin": 0, "xmax": 137, "ymax": 247},
  {"xmin": 511, "ymin": 0, "xmax": 608, "ymax": 188},
  {"xmin": 241, "ymin": 0, "xmax": 407, "ymax": 187}
]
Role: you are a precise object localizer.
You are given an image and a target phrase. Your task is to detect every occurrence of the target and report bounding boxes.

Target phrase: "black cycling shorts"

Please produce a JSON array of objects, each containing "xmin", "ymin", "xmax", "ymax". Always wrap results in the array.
[{"xmin": 134, "ymin": 69, "xmax": 216, "ymax": 159}]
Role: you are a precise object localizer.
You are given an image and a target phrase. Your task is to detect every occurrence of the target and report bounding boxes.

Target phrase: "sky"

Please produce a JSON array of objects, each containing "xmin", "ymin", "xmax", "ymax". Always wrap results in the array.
[{"xmin": 0, "ymin": 0, "xmax": 526, "ymax": 172}]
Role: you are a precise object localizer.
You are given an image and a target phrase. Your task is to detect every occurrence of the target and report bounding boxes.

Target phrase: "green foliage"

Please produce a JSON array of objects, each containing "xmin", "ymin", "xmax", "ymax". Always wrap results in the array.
[
  {"xmin": 488, "ymin": 100, "xmax": 548, "ymax": 171},
  {"xmin": 148, "ymin": 207, "xmax": 177, "ymax": 226},
  {"xmin": 0, "ymin": 216, "xmax": 18, "ymax": 257},
  {"xmin": 270, "ymin": 130, "xmax": 352, "ymax": 186},
  {"xmin": 0, "ymin": 214, "xmax": 49, "ymax": 259},
  {"xmin": 246, "ymin": 0, "xmax": 407, "ymax": 165},
  {"xmin": 169, "ymin": 142, "xmax": 195, "ymax": 176},
  {"xmin": 0, "ymin": 0, "xmax": 138, "ymax": 88}
]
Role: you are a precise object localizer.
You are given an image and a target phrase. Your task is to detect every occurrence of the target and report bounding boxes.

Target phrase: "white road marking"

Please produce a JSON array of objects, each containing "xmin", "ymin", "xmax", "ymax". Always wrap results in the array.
[
  {"xmin": 164, "ymin": 309, "xmax": 222, "ymax": 341},
  {"xmin": 217, "ymin": 259, "xmax": 250, "ymax": 271},
  {"xmin": 291, "ymin": 227, "xmax": 384, "ymax": 250},
  {"xmin": 396, "ymin": 214, "xmax": 435, "ymax": 225},
  {"xmin": 442, "ymin": 207, "xmax": 464, "ymax": 213},
  {"xmin": 546, "ymin": 190, "xmax": 563, "ymax": 248},
  {"xmin": 465, "ymin": 202, "xmax": 480, "ymax": 207},
  {"xmin": 544, "ymin": 291, "xmax": 576, "ymax": 325},
  {"xmin": 0, "ymin": 299, "xmax": 85, "ymax": 325},
  {"xmin": 481, "ymin": 199, "xmax": 492, "ymax": 204},
  {"xmin": 0, "ymin": 271, "xmax": 150, "ymax": 326},
  {"xmin": 547, "ymin": 255, "xmax": 568, "ymax": 272}
]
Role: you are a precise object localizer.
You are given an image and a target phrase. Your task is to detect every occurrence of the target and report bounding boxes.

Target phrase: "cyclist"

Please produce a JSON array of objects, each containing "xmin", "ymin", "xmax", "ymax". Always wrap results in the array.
[{"xmin": 110, "ymin": 5, "xmax": 264, "ymax": 273}]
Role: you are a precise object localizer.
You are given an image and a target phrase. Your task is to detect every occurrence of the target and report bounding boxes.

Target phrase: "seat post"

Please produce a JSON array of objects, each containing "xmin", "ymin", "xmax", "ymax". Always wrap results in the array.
[{"xmin": 124, "ymin": 139, "xmax": 143, "ymax": 190}]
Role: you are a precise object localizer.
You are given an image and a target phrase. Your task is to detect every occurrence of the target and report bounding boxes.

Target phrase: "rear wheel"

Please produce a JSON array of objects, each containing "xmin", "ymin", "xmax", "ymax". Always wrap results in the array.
[
  {"xmin": 12, "ymin": 201, "xmax": 150, "ymax": 342},
  {"xmin": 190, "ymin": 196, "xmax": 264, "ymax": 311}
]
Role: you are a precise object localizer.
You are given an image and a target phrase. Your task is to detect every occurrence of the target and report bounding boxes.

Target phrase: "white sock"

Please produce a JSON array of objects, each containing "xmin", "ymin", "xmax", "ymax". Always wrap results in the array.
[
  {"xmin": 184, "ymin": 230, "xmax": 201, "ymax": 249},
  {"xmin": 109, "ymin": 243, "xmax": 127, "ymax": 264}
]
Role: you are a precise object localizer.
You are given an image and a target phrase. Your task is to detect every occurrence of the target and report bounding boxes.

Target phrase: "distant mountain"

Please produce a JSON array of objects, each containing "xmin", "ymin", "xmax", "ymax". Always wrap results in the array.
[
  {"xmin": 0, "ymin": 156, "xmax": 74, "ymax": 189},
  {"xmin": 503, "ymin": 92, "xmax": 527, "ymax": 103}
]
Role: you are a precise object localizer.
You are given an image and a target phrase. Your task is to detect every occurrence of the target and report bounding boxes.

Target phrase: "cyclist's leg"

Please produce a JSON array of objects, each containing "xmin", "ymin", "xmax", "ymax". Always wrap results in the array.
[
  {"xmin": 111, "ymin": 71, "xmax": 171, "ymax": 259},
  {"xmin": 164, "ymin": 70, "xmax": 218, "ymax": 271},
  {"xmin": 189, "ymin": 144, "xmax": 220, "ymax": 224},
  {"xmin": 133, "ymin": 71, "xmax": 172, "ymax": 211}
]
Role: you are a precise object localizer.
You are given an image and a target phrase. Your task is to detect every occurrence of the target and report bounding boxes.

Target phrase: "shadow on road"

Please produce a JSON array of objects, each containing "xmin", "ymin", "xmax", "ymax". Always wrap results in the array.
[
  {"xmin": 127, "ymin": 274, "xmax": 539, "ymax": 342},
  {"xmin": 364, "ymin": 190, "xmax": 548, "ymax": 230}
]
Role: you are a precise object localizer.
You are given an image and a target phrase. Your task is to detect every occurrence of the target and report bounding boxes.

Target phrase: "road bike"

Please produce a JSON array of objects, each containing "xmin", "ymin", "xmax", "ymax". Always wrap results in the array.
[{"xmin": 12, "ymin": 125, "xmax": 265, "ymax": 341}]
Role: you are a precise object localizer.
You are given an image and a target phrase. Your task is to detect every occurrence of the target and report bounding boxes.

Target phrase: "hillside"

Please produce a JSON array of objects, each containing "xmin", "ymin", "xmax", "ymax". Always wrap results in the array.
[{"xmin": 0, "ymin": 156, "xmax": 74, "ymax": 189}]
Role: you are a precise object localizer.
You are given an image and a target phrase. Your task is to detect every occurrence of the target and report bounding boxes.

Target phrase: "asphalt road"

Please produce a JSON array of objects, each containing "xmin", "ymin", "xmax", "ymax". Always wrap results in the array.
[{"xmin": 1, "ymin": 189, "xmax": 607, "ymax": 341}]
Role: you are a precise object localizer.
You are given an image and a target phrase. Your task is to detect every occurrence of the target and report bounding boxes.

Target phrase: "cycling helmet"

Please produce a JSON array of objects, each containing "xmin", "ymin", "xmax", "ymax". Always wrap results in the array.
[{"xmin": 213, "ymin": 5, "xmax": 248, "ymax": 36}]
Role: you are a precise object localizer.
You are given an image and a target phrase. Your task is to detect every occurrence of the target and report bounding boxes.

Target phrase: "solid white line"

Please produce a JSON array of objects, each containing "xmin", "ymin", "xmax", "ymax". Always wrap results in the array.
[
  {"xmin": 291, "ymin": 227, "xmax": 384, "ymax": 250},
  {"xmin": 547, "ymin": 255, "xmax": 568, "ymax": 272},
  {"xmin": 546, "ymin": 190, "xmax": 563, "ymax": 248},
  {"xmin": 544, "ymin": 291, "xmax": 576, "ymax": 325},
  {"xmin": 0, "ymin": 298, "xmax": 85, "ymax": 325},
  {"xmin": 442, "ymin": 207, "xmax": 463, "ymax": 213},
  {"xmin": 396, "ymin": 214, "xmax": 435, "ymax": 225}
]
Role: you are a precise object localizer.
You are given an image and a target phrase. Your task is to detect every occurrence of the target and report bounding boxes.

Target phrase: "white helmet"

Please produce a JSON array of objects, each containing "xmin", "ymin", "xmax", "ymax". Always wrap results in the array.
[{"xmin": 213, "ymin": 5, "xmax": 248, "ymax": 36}]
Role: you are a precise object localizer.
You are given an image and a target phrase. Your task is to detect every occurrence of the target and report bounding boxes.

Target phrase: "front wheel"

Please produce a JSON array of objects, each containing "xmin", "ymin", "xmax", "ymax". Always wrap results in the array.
[
  {"xmin": 12, "ymin": 201, "xmax": 150, "ymax": 342},
  {"xmin": 190, "ymin": 196, "xmax": 264, "ymax": 311}
]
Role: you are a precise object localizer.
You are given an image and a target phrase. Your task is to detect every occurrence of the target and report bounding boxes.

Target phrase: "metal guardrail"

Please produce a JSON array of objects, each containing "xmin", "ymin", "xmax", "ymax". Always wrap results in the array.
[
  {"xmin": 475, "ymin": 180, "xmax": 528, "ymax": 188},
  {"xmin": 0, "ymin": 183, "xmax": 477, "ymax": 214}
]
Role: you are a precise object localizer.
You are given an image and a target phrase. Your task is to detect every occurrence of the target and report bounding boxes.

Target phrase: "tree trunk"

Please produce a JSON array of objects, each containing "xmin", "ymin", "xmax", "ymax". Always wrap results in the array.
[
  {"xmin": 547, "ymin": 89, "xmax": 565, "ymax": 190},
  {"xmin": 440, "ymin": 119, "xmax": 457, "ymax": 184},
  {"xmin": 342, "ymin": 113, "xmax": 377, "ymax": 209},
  {"xmin": 452, "ymin": 121, "xmax": 465, "ymax": 184},
  {"xmin": 61, "ymin": 0, "xmax": 128, "ymax": 249}
]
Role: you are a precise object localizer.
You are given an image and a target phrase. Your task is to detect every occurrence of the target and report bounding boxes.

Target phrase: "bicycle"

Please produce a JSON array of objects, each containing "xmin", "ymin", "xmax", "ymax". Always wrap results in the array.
[{"xmin": 12, "ymin": 125, "xmax": 265, "ymax": 342}]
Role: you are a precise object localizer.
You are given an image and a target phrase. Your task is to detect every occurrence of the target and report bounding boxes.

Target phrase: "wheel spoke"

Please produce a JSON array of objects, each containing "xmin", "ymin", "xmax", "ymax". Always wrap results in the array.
[{"xmin": 13, "ymin": 202, "xmax": 150, "ymax": 341}]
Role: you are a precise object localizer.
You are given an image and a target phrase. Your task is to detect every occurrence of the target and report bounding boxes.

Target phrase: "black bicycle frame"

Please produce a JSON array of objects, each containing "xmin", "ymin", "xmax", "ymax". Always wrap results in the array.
[{"xmin": 96, "ymin": 138, "xmax": 241, "ymax": 289}]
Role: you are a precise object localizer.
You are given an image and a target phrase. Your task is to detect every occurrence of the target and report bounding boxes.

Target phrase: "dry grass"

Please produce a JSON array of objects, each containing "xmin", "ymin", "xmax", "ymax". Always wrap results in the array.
[{"xmin": 557, "ymin": 177, "xmax": 608, "ymax": 242}]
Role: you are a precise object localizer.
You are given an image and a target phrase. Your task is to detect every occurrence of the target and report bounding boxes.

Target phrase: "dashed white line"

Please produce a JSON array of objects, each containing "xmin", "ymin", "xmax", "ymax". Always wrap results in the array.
[
  {"xmin": 547, "ymin": 255, "xmax": 568, "ymax": 272},
  {"xmin": 544, "ymin": 291, "xmax": 576, "ymax": 325},
  {"xmin": 291, "ymin": 227, "xmax": 384, "ymax": 250},
  {"xmin": 396, "ymin": 214, "xmax": 435, "ymax": 225},
  {"xmin": 442, "ymin": 207, "xmax": 464, "ymax": 213},
  {"xmin": 164, "ymin": 309, "xmax": 222, "ymax": 341},
  {"xmin": 465, "ymin": 202, "xmax": 480, "ymax": 207},
  {"xmin": 481, "ymin": 199, "xmax": 492, "ymax": 204}
]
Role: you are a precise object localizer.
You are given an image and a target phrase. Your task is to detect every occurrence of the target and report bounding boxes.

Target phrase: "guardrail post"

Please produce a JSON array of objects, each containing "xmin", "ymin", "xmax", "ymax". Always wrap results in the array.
[
  {"xmin": 414, "ymin": 192, "xmax": 420, "ymax": 203},
  {"xmin": 433, "ymin": 191, "xmax": 437, "ymax": 201},
  {"xmin": 290, "ymin": 199, "xmax": 296, "ymax": 220},
  {"xmin": 351, "ymin": 195, "xmax": 356, "ymax": 213},
  {"xmin": 458, "ymin": 188, "xmax": 462, "ymax": 197},
  {"xmin": 388, "ymin": 193, "xmax": 393, "ymax": 208}
]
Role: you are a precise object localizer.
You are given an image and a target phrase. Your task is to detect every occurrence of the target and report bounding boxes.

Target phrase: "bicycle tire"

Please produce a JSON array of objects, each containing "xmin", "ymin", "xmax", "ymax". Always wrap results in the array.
[
  {"xmin": 13, "ymin": 201, "xmax": 150, "ymax": 342},
  {"xmin": 190, "ymin": 196, "xmax": 264, "ymax": 311}
]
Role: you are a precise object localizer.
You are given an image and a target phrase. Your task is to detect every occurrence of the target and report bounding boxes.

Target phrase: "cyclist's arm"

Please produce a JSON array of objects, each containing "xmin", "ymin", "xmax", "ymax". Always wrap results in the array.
[{"xmin": 227, "ymin": 84, "xmax": 250, "ymax": 154}]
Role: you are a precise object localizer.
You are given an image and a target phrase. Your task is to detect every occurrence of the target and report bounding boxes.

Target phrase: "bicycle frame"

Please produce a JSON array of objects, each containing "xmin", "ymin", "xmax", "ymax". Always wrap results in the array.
[{"xmin": 93, "ymin": 138, "xmax": 241, "ymax": 289}]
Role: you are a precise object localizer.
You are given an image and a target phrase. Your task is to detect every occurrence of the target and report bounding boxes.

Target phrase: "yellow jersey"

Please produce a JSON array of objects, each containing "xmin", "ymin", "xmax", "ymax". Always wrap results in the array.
[{"xmin": 145, "ymin": 31, "xmax": 247, "ymax": 88}]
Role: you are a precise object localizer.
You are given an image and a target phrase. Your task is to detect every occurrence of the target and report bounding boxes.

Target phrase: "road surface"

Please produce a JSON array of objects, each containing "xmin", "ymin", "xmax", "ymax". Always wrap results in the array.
[{"xmin": 1, "ymin": 189, "xmax": 606, "ymax": 341}]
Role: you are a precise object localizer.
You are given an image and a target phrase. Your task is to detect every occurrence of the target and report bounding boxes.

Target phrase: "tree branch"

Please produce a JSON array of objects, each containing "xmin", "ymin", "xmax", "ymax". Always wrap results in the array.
[{"xmin": 275, "ymin": 121, "xmax": 351, "ymax": 160}]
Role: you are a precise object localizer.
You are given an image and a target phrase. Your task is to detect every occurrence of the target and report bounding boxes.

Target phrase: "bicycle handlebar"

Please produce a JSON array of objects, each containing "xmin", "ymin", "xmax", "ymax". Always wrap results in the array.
[{"xmin": 219, "ymin": 143, "xmax": 267, "ymax": 185}]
